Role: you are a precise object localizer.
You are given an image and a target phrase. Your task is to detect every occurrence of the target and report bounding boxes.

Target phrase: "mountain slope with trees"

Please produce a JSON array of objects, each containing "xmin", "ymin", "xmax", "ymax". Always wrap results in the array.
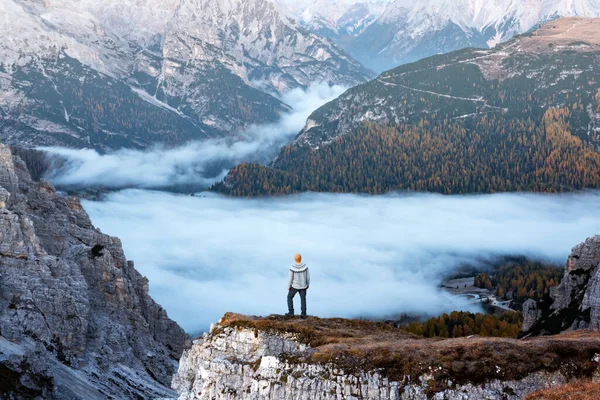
[{"xmin": 215, "ymin": 18, "xmax": 600, "ymax": 196}]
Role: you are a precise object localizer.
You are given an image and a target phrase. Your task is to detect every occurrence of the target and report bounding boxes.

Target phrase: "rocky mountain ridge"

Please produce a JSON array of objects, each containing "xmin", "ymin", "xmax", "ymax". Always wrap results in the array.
[
  {"xmin": 0, "ymin": 0, "xmax": 369, "ymax": 150},
  {"xmin": 0, "ymin": 143, "xmax": 189, "ymax": 398},
  {"xmin": 251, "ymin": 1, "xmax": 600, "ymax": 73},
  {"xmin": 275, "ymin": 0, "xmax": 392, "ymax": 41}
]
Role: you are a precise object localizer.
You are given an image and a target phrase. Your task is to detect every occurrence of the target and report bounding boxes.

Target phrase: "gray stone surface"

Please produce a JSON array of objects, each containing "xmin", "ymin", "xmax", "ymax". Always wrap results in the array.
[
  {"xmin": 0, "ymin": 144, "xmax": 190, "ymax": 399},
  {"xmin": 524, "ymin": 235, "xmax": 600, "ymax": 334},
  {"xmin": 522, "ymin": 299, "xmax": 541, "ymax": 333},
  {"xmin": 173, "ymin": 323, "xmax": 571, "ymax": 400},
  {"xmin": 565, "ymin": 236, "xmax": 600, "ymax": 330}
]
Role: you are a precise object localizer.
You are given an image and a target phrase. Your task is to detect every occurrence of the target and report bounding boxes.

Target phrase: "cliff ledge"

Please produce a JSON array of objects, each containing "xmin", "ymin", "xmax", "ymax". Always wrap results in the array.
[{"xmin": 173, "ymin": 313, "xmax": 600, "ymax": 400}]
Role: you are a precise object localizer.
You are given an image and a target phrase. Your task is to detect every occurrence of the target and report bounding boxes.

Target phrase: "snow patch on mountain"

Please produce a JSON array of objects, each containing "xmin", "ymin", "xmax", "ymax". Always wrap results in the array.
[
  {"xmin": 0, "ymin": 0, "xmax": 369, "ymax": 149},
  {"xmin": 276, "ymin": 0, "xmax": 392, "ymax": 36},
  {"xmin": 354, "ymin": 0, "xmax": 600, "ymax": 71}
]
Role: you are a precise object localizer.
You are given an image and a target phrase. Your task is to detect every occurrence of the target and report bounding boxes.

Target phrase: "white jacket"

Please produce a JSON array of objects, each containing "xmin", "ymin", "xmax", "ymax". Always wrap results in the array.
[{"xmin": 288, "ymin": 263, "xmax": 310, "ymax": 289}]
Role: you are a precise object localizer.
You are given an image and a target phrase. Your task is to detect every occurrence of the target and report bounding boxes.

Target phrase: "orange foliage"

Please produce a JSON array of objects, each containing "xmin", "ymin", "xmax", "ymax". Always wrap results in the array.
[{"xmin": 215, "ymin": 108, "xmax": 600, "ymax": 196}]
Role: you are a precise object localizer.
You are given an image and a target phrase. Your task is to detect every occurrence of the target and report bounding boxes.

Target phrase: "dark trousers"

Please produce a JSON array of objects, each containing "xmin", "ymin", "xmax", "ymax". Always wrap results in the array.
[{"xmin": 287, "ymin": 288, "xmax": 307, "ymax": 316}]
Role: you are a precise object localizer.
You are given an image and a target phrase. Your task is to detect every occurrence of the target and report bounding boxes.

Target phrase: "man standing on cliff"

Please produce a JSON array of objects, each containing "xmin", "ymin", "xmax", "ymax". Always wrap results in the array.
[{"xmin": 286, "ymin": 254, "xmax": 310, "ymax": 319}]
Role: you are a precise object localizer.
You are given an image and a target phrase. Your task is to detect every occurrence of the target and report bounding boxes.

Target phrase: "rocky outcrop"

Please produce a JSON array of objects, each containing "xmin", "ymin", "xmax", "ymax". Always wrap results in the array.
[
  {"xmin": 173, "ymin": 314, "xmax": 600, "ymax": 400},
  {"xmin": 521, "ymin": 299, "xmax": 541, "ymax": 333},
  {"xmin": 523, "ymin": 235, "xmax": 600, "ymax": 336},
  {"xmin": 0, "ymin": 144, "xmax": 190, "ymax": 399}
]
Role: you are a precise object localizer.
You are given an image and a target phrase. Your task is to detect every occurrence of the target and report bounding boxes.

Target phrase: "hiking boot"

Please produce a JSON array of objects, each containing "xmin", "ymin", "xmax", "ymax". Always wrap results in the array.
[
  {"xmin": 300, "ymin": 315, "xmax": 307, "ymax": 319},
  {"xmin": 285, "ymin": 312, "xmax": 294, "ymax": 317}
]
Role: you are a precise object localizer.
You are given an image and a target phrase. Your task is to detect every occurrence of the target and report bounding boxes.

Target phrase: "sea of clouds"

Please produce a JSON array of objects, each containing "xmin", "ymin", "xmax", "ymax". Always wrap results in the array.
[
  {"xmin": 39, "ymin": 82, "xmax": 600, "ymax": 333},
  {"xmin": 41, "ymin": 83, "xmax": 346, "ymax": 190},
  {"xmin": 82, "ymin": 189, "xmax": 600, "ymax": 333}
]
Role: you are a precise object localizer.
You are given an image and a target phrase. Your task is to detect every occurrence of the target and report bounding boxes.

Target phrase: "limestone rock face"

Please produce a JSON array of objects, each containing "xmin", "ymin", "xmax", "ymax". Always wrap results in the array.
[
  {"xmin": 0, "ymin": 187, "xmax": 9, "ymax": 208},
  {"xmin": 173, "ymin": 320, "xmax": 579, "ymax": 400},
  {"xmin": 0, "ymin": 144, "xmax": 190, "ymax": 399},
  {"xmin": 524, "ymin": 235, "xmax": 600, "ymax": 335},
  {"xmin": 522, "ymin": 299, "xmax": 541, "ymax": 333}
]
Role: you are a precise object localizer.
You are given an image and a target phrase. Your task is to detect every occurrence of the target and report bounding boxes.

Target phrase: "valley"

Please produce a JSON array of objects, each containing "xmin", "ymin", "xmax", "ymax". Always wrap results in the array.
[
  {"xmin": 80, "ymin": 189, "xmax": 600, "ymax": 334},
  {"xmin": 218, "ymin": 18, "xmax": 600, "ymax": 196},
  {"xmin": 1, "ymin": 1, "xmax": 600, "ymax": 397}
]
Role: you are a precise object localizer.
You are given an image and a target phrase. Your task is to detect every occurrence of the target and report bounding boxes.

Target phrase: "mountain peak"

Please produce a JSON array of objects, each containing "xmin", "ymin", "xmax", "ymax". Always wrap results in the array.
[
  {"xmin": 350, "ymin": 0, "xmax": 600, "ymax": 71},
  {"xmin": 0, "ymin": 0, "xmax": 370, "ymax": 151}
]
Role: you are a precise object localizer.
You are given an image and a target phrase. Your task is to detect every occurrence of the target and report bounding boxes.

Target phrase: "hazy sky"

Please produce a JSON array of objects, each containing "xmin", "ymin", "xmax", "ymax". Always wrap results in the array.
[{"xmin": 82, "ymin": 189, "xmax": 600, "ymax": 333}]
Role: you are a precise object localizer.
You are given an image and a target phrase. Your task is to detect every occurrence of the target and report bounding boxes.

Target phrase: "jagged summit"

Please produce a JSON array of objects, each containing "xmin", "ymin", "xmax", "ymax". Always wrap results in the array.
[
  {"xmin": 0, "ymin": 0, "xmax": 369, "ymax": 150},
  {"xmin": 276, "ymin": 0, "xmax": 392, "ymax": 38}
]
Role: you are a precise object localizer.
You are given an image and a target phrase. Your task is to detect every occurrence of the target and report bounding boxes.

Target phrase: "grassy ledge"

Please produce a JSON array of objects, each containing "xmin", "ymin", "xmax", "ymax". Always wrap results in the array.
[{"xmin": 217, "ymin": 313, "xmax": 600, "ymax": 388}]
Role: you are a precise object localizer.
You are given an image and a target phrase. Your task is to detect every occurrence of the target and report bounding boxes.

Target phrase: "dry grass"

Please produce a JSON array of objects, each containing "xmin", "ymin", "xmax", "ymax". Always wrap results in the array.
[
  {"xmin": 525, "ymin": 380, "xmax": 600, "ymax": 400},
  {"xmin": 476, "ymin": 17, "xmax": 600, "ymax": 81},
  {"xmin": 220, "ymin": 312, "xmax": 408, "ymax": 348},
  {"xmin": 531, "ymin": 17, "xmax": 600, "ymax": 47},
  {"xmin": 509, "ymin": 17, "xmax": 600, "ymax": 56},
  {"xmin": 220, "ymin": 314, "xmax": 600, "ymax": 387}
]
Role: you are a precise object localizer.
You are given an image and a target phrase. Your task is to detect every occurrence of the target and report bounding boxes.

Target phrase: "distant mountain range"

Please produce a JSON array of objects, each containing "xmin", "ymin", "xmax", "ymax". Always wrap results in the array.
[
  {"xmin": 0, "ymin": 0, "xmax": 369, "ymax": 150},
  {"xmin": 278, "ymin": 0, "xmax": 600, "ymax": 72},
  {"xmin": 275, "ymin": 0, "xmax": 391, "ymax": 39},
  {"xmin": 3, "ymin": 0, "xmax": 600, "ymax": 152},
  {"xmin": 215, "ymin": 18, "xmax": 600, "ymax": 196}
]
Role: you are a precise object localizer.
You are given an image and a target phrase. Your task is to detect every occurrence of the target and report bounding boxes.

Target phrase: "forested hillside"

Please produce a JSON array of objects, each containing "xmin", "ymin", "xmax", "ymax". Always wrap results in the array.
[
  {"xmin": 214, "ymin": 18, "xmax": 600, "ymax": 196},
  {"xmin": 214, "ymin": 108, "xmax": 600, "ymax": 195},
  {"xmin": 475, "ymin": 261, "xmax": 563, "ymax": 304},
  {"xmin": 402, "ymin": 311, "xmax": 523, "ymax": 338}
]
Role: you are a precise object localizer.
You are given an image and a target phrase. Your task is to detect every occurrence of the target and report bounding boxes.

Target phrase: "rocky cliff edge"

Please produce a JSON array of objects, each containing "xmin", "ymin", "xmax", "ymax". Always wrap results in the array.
[
  {"xmin": 523, "ymin": 235, "xmax": 600, "ymax": 336},
  {"xmin": 173, "ymin": 312, "xmax": 600, "ymax": 400},
  {"xmin": 0, "ymin": 144, "xmax": 190, "ymax": 399}
]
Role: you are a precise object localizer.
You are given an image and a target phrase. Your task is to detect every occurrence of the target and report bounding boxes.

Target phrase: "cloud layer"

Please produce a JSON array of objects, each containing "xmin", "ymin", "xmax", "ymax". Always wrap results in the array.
[
  {"xmin": 42, "ymin": 83, "xmax": 346, "ymax": 189},
  {"xmin": 81, "ymin": 190, "xmax": 600, "ymax": 333}
]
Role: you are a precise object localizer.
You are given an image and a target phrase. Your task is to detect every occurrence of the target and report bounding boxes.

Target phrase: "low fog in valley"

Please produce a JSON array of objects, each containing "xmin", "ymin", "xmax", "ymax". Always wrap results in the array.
[
  {"xmin": 38, "ymin": 83, "xmax": 600, "ymax": 334},
  {"xmin": 82, "ymin": 190, "xmax": 600, "ymax": 333},
  {"xmin": 42, "ymin": 83, "xmax": 346, "ymax": 189}
]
